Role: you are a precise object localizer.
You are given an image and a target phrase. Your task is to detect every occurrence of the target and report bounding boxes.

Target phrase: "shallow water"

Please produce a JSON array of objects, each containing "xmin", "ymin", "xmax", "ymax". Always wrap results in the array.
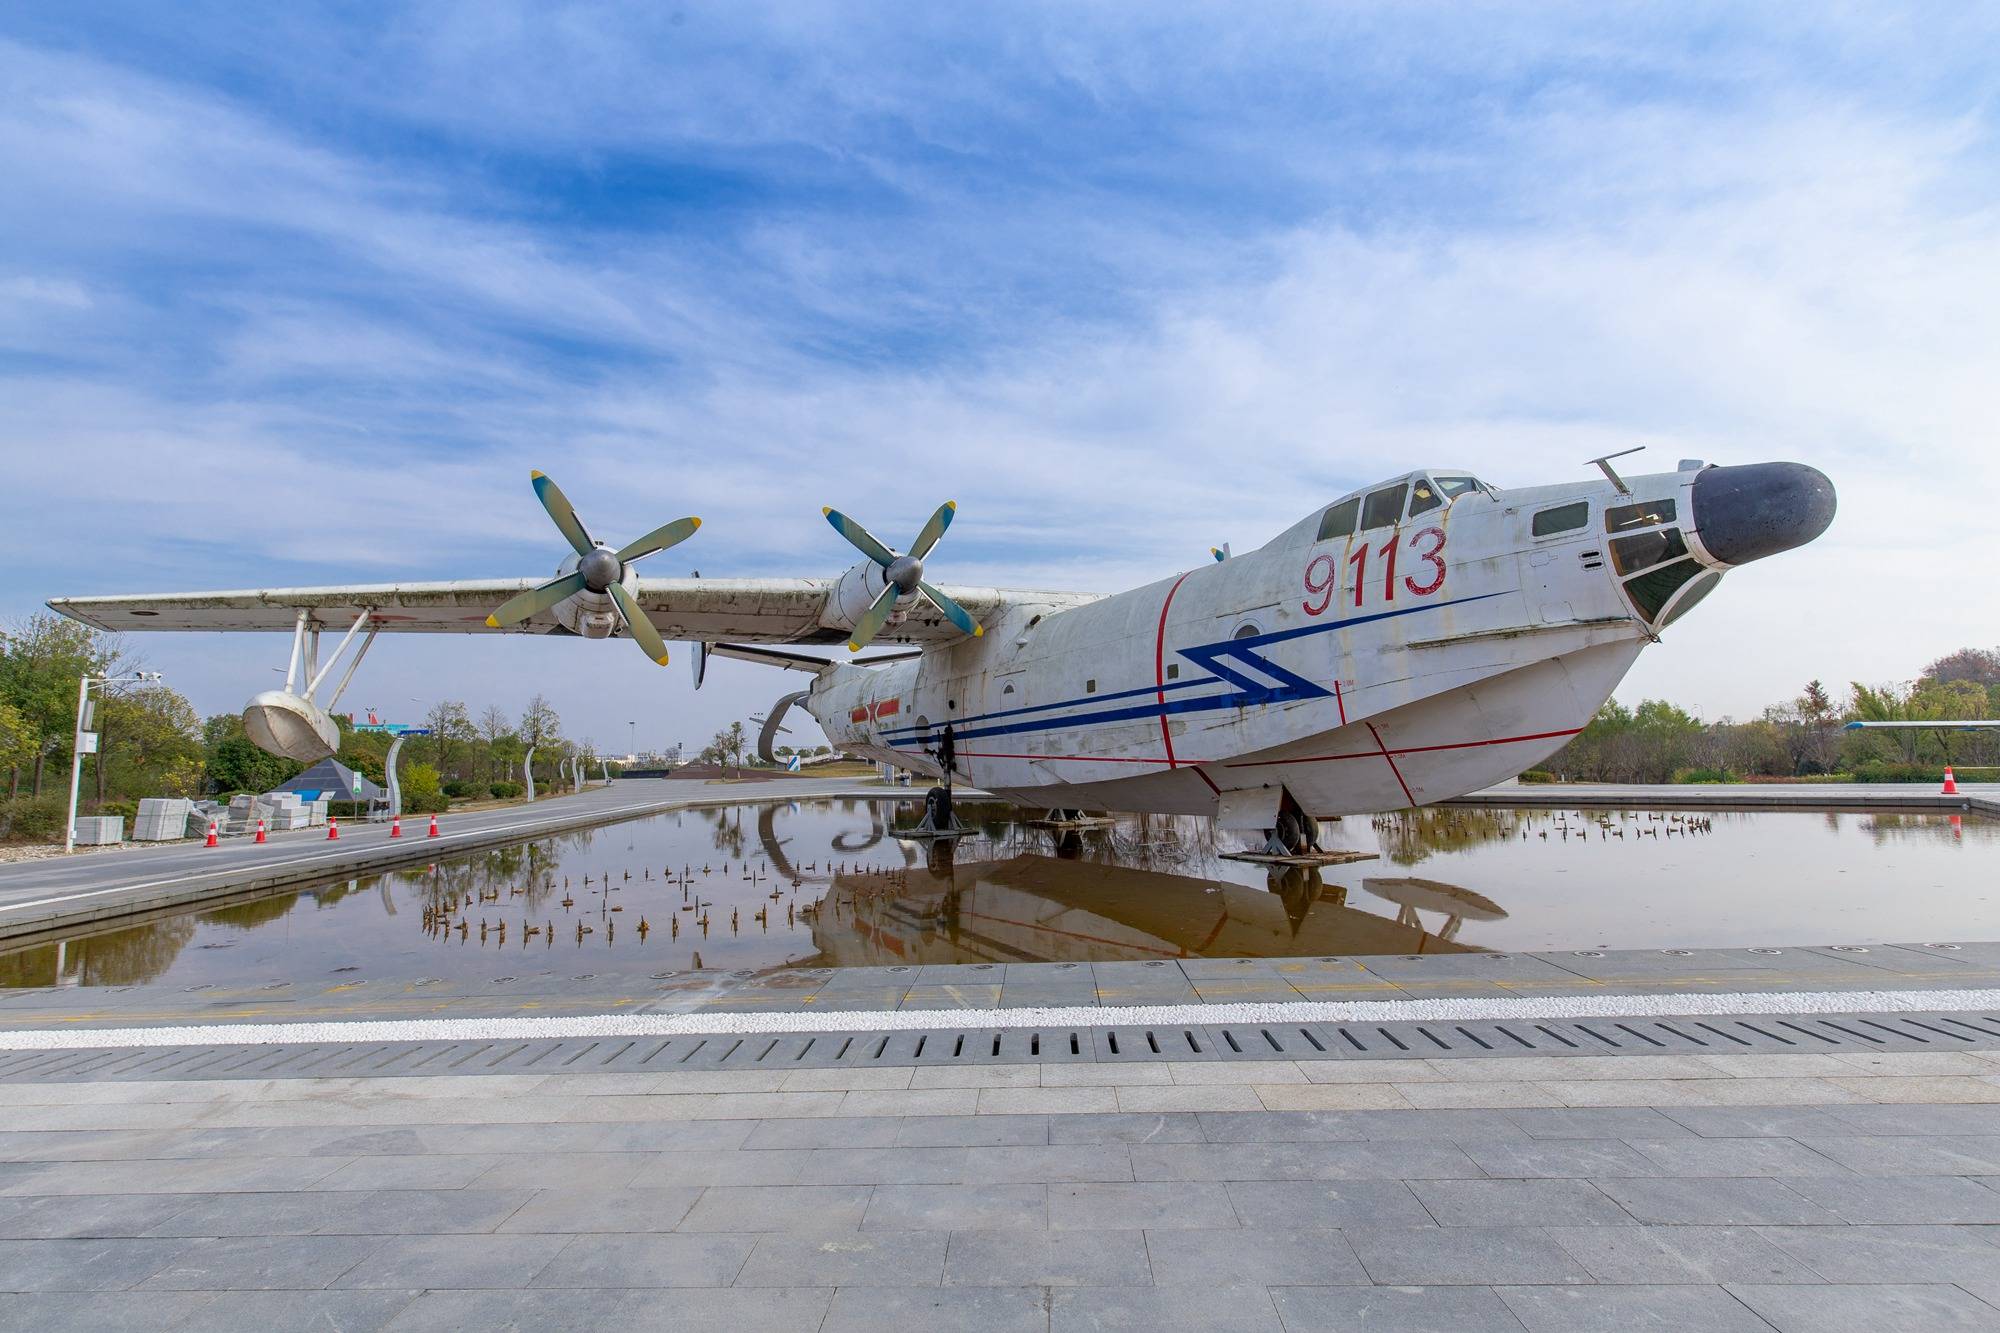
[{"xmin": 2, "ymin": 800, "xmax": 1993, "ymax": 990}]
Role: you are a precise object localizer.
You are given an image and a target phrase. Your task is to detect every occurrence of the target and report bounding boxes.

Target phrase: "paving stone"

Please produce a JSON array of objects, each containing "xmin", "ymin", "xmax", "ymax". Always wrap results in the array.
[
  {"xmin": 335, "ymin": 1234, "xmax": 559, "ymax": 1290},
  {"xmin": 865, "ymin": 1183, "xmax": 1047, "ymax": 1231},
  {"xmin": 1545, "ymin": 1225, "xmax": 1821, "ymax": 1284},
  {"xmin": 315, "ymin": 1154, "xmax": 501, "ymax": 1191},
  {"xmin": 1826, "ymin": 1104, "xmax": 2000, "ymax": 1136},
  {"xmin": 378, "ymin": 1285, "xmax": 831, "ymax": 1331},
  {"xmin": 625, "ymin": 1149, "xmax": 807, "ymax": 1187},
  {"xmin": 678, "ymin": 1185, "xmax": 873, "ymax": 1233},
  {"xmin": 1593, "ymin": 1177, "xmax": 1839, "ymax": 1225},
  {"xmin": 943, "ymin": 1228, "xmax": 1150, "ymax": 1287},
  {"xmin": 1495, "ymin": 1283, "xmax": 1772, "ymax": 1331},
  {"xmin": 1131, "ymin": 1139, "xmax": 1480, "ymax": 1183},
  {"xmin": 1049, "ymin": 1182, "xmax": 1238, "ymax": 1230},
  {"xmin": 1726, "ymin": 1282, "xmax": 2000, "ymax": 1332},
  {"xmin": 497, "ymin": 1187, "xmax": 703, "ymax": 1233},
  {"xmin": 792, "ymin": 1147, "xmax": 969, "ymax": 1185},
  {"xmin": 0, "ymin": 1291, "xmax": 221, "ymax": 1333},
  {"xmin": 1504, "ymin": 1108, "xmax": 1693, "ymax": 1140},
  {"xmin": 1144, "ymin": 1226, "xmax": 1369, "ymax": 1285},
  {"xmin": 1270, "ymin": 1284, "xmax": 1528, "ymax": 1332},
  {"xmin": 1345, "ymin": 1226, "xmax": 1592, "ymax": 1286},
  {"xmin": 735, "ymin": 1230, "xmax": 948, "ymax": 1286},
  {"xmin": 739, "ymin": 1117, "xmax": 902, "ymax": 1150},
  {"xmin": 820, "ymin": 1285, "xmax": 1049, "ymax": 1332},
  {"xmin": 1659, "ymin": 1107, "xmax": 1857, "ymax": 1139},
  {"xmin": 1050, "ymin": 1113, "xmax": 1205, "ymax": 1145},
  {"xmin": 1460, "ymin": 1138, "xmax": 1665, "ymax": 1180},
  {"xmin": 530, "ymin": 1232, "xmax": 759, "ymax": 1287},
  {"xmin": 1411, "ymin": 1179, "xmax": 1632, "ymax": 1226},
  {"xmin": 895, "ymin": 1115, "xmax": 1048, "ymax": 1147},
  {"xmin": 0, "ymin": 1236, "xmax": 197, "ymax": 1292},
  {"xmin": 1758, "ymin": 1224, "xmax": 2000, "ymax": 1283},
  {"xmin": 978, "ymin": 1087, "xmax": 1120, "ymax": 1116},
  {"xmin": 1621, "ymin": 1136, "xmax": 1847, "ymax": 1177},
  {"xmin": 1050, "ymin": 1284, "xmax": 1284, "ymax": 1332},
  {"xmin": 1798, "ymin": 1135, "xmax": 2000, "ymax": 1176},
  {"xmin": 140, "ymin": 1235, "xmax": 382, "ymax": 1290},
  {"xmin": 147, "ymin": 1188, "xmax": 536, "ymax": 1237},
  {"xmin": 0, "ymin": 1192, "xmax": 200, "ymax": 1240},
  {"xmin": 468, "ymin": 1152, "xmax": 653, "ymax": 1190},
  {"xmin": 1198, "ymin": 1109, "xmax": 1525, "ymax": 1143},
  {"xmin": 1225, "ymin": 1180, "xmax": 1432, "ymax": 1227},
  {"xmin": 1781, "ymin": 1174, "xmax": 2000, "ymax": 1224},
  {"xmin": 962, "ymin": 1144, "xmax": 1133, "ymax": 1183}
]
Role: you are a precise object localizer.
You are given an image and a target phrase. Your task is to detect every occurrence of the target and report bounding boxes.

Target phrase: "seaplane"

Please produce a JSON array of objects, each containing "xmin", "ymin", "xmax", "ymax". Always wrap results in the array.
[{"xmin": 50, "ymin": 451, "xmax": 1835, "ymax": 854}]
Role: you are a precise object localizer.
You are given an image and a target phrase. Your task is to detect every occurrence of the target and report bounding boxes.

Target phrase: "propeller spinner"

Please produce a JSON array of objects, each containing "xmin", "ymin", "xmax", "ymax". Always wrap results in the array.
[
  {"xmin": 823, "ymin": 501, "xmax": 984, "ymax": 651},
  {"xmin": 485, "ymin": 471, "xmax": 699, "ymax": 665}
]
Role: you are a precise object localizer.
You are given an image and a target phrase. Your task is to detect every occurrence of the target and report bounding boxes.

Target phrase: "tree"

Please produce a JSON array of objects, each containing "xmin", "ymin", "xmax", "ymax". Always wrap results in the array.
[
  {"xmin": 0, "ymin": 613, "xmax": 118, "ymax": 796},
  {"xmin": 0, "ymin": 701, "xmax": 34, "ymax": 798},
  {"xmin": 423, "ymin": 700, "xmax": 474, "ymax": 777},
  {"xmin": 519, "ymin": 695, "xmax": 561, "ymax": 786},
  {"xmin": 1923, "ymin": 648, "xmax": 2000, "ymax": 689},
  {"xmin": 94, "ymin": 684, "xmax": 201, "ymax": 803},
  {"xmin": 477, "ymin": 705, "xmax": 519, "ymax": 781}
]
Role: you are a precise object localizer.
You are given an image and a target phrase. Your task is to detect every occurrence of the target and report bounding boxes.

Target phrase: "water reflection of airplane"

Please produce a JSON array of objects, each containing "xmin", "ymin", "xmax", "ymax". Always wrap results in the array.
[
  {"xmin": 800, "ymin": 855, "xmax": 1488, "ymax": 968},
  {"xmin": 1361, "ymin": 876, "xmax": 1507, "ymax": 944}
]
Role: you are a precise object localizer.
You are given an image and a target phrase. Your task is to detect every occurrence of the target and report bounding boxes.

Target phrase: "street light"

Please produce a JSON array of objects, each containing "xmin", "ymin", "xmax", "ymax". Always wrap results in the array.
[{"xmin": 66, "ymin": 670, "xmax": 163, "ymax": 854}]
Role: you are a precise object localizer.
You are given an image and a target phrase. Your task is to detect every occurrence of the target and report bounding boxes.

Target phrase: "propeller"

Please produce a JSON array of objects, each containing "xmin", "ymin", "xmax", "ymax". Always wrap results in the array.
[
  {"xmin": 823, "ymin": 501, "xmax": 984, "ymax": 651},
  {"xmin": 485, "ymin": 470, "xmax": 700, "ymax": 665}
]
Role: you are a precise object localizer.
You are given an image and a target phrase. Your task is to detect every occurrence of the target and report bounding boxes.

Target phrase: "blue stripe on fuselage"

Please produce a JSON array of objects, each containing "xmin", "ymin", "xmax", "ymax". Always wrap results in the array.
[{"xmin": 880, "ymin": 590, "xmax": 1510, "ymax": 748}]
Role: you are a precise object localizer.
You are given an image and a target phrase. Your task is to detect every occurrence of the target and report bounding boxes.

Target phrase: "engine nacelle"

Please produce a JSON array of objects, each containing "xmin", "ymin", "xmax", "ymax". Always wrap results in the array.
[
  {"xmin": 243, "ymin": 690, "xmax": 341, "ymax": 764},
  {"xmin": 545, "ymin": 553, "xmax": 626, "ymax": 639},
  {"xmin": 820, "ymin": 559, "xmax": 901, "ymax": 634}
]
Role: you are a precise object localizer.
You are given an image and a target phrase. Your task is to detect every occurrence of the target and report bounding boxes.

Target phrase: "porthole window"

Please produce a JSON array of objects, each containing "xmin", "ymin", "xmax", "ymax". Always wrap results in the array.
[
  {"xmin": 1085, "ymin": 679, "xmax": 1097, "ymax": 694},
  {"xmin": 1002, "ymin": 683, "xmax": 1015, "ymax": 696},
  {"xmin": 1233, "ymin": 623, "xmax": 1261, "ymax": 641}
]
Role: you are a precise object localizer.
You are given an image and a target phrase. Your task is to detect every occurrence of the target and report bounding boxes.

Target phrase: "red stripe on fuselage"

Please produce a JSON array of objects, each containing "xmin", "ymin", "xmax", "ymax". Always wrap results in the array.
[{"xmin": 1154, "ymin": 570, "xmax": 1195, "ymax": 769}]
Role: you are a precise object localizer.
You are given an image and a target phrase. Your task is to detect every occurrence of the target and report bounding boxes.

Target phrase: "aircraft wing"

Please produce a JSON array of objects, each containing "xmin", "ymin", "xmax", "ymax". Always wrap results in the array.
[{"xmin": 48, "ymin": 578, "xmax": 1099, "ymax": 646}]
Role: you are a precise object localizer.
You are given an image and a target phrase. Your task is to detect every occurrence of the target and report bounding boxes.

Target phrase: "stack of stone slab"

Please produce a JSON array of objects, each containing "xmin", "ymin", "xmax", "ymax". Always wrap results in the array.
[
  {"xmin": 263, "ymin": 792, "xmax": 313, "ymax": 832},
  {"xmin": 132, "ymin": 798, "xmax": 194, "ymax": 842},
  {"xmin": 72, "ymin": 815, "xmax": 124, "ymax": 846}
]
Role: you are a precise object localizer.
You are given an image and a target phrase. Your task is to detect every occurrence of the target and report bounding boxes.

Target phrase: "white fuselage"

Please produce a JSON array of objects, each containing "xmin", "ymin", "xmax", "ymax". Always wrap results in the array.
[{"xmin": 810, "ymin": 466, "xmax": 1725, "ymax": 822}]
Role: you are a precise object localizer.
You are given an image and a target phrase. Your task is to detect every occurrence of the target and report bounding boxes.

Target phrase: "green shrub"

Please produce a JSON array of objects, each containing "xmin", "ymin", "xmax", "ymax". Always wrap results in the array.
[
  {"xmin": 488, "ymin": 781, "xmax": 522, "ymax": 800},
  {"xmin": 0, "ymin": 797, "xmax": 69, "ymax": 841},
  {"xmin": 442, "ymin": 779, "xmax": 477, "ymax": 799},
  {"xmin": 1516, "ymin": 770, "xmax": 1556, "ymax": 784},
  {"xmin": 401, "ymin": 762, "xmax": 448, "ymax": 813},
  {"xmin": 1850, "ymin": 760, "xmax": 1950, "ymax": 784},
  {"xmin": 1672, "ymin": 766, "xmax": 1737, "ymax": 784}
]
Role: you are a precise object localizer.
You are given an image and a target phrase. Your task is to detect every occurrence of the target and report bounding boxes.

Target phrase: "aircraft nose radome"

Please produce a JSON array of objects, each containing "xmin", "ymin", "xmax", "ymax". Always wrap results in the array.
[{"xmin": 1690, "ymin": 461, "xmax": 1837, "ymax": 567}]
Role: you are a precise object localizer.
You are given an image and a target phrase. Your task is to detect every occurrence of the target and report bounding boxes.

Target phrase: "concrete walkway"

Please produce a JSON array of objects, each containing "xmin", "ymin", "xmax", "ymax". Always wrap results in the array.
[{"xmin": 6, "ymin": 1051, "xmax": 2000, "ymax": 1329}]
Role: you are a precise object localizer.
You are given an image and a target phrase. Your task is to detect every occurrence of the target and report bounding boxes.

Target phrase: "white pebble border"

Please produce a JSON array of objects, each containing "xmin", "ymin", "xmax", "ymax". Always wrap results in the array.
[{"xmin": 3, "ymin": 987, "xmax": 2000, "ymax": 1051}]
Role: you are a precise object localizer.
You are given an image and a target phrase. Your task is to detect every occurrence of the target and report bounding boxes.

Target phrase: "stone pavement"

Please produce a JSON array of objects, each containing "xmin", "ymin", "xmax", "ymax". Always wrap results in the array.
[{"xmin": 7, "ymin": 1051, "xmax": 2000, "ymax": 1329}]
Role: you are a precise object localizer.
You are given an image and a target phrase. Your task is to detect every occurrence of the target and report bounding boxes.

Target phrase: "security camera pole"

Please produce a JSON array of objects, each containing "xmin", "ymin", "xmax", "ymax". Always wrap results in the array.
[{"xmin": 66, "ymin": 670, "xmax": 162, "ymax": 853}]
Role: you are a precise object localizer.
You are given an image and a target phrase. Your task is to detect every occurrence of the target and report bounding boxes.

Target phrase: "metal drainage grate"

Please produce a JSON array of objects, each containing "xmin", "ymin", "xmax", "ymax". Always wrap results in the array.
[{"xmin": 2, "ymin": 1010, "xmax": 1997, "ymax": 1085}]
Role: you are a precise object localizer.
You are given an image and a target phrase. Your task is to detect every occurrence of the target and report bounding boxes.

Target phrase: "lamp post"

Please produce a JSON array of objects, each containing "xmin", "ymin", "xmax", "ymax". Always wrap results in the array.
[{"xmin": 66, "ymin": 670, "xmax": 162, "ymax": 854}]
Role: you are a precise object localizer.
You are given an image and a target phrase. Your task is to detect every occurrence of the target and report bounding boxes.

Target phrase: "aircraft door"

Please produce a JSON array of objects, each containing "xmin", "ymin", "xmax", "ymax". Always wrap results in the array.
[{"xmin": 1519, "ymin": 498, "xmax": 1595, "ymax": 624}]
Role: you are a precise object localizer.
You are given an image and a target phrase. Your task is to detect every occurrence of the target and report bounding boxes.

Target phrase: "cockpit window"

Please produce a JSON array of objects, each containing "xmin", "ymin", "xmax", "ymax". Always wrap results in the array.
[
  {"xmin": 1361, "ymin": 484, "xmax": 1408, "ymax": 530},
  {"xmin": 1434, "ymin": 476, "xmax": 1482, "ymax": 501},
  {"xmin": 1316, "ymin": 497, "xmax": 1359, "ymax": 542},
  {"xmin": 1624, "ymin": 557, "xmax": 1702, "ymax": 620},
  {"xmin": 1610, "ymin": 527, "xmax": 1688, "ymax": 576},
  {"xmin": 1605, "ymin": 498, "xmax": 1676, "ymax": 533},
  {"xmin": 1407, "ymin": 481, "xmax": 1443, "ymax": 516}
]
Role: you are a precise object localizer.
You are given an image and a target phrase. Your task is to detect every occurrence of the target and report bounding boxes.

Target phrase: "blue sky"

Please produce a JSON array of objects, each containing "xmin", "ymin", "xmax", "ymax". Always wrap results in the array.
[{"xmin": 3, "ymin": 3, "xmax": 1997, "ymax": 754}]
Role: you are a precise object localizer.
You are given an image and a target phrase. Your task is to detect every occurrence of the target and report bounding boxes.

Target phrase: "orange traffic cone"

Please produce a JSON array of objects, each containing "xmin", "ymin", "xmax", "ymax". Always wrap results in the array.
[
  {"xmin": 390, "ymin": 814, "xmax": 402, "ymax": 838},
  {"xmin": 327, "ymin": 817, "xmax": 340, "ymax": 841},
  {"xmin": 427, "ymin": 814, "xmax": 440, "ymax": 838},
  {"xmin": 204, "ymin": 821, "xmax": 218, "ymax": 848},
  {"xmin": 254, "ymin": 818, "xmax": 267, "ymax": 844},
  {"xmin": 1943, "ymin": 766, "xmax": 1959, "ymax": 795}
]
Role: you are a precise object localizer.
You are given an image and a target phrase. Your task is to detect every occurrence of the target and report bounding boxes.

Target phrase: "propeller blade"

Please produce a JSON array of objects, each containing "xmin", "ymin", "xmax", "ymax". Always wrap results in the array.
[
  {"xmin": 908, "ymin": 501, "xmax": 956, "ymax": 561},
  {"xmin": 614, "ymin": 516, "xmax": 702, "ymax": 564},
  {"xmin": 486, "ymin": 571, "xmax": 589, "ymax": 628},
  {"xmin": 823, "ymin": 507, "xmax": 896, "ymax": 567},
  {"xmin": 531, "ymin": 471, "xmax": 596, "ymax": 558},
  {"xmin": 847, "ymin": 583, "xmax": 902, "ymax": 652},
  {"xmin": 607, "ymin": 581, "xmax": 671, "ymax": 666},
  {"xmin": 919, "ymin": 581, "xmax": 984, "ymax": 638}
]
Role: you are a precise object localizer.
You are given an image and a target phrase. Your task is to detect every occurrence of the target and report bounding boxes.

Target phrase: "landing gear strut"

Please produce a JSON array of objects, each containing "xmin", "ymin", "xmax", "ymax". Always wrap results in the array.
[{"xmin": 1264, "ymin": 796, "xmax": 1321, "ymax": 857}]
